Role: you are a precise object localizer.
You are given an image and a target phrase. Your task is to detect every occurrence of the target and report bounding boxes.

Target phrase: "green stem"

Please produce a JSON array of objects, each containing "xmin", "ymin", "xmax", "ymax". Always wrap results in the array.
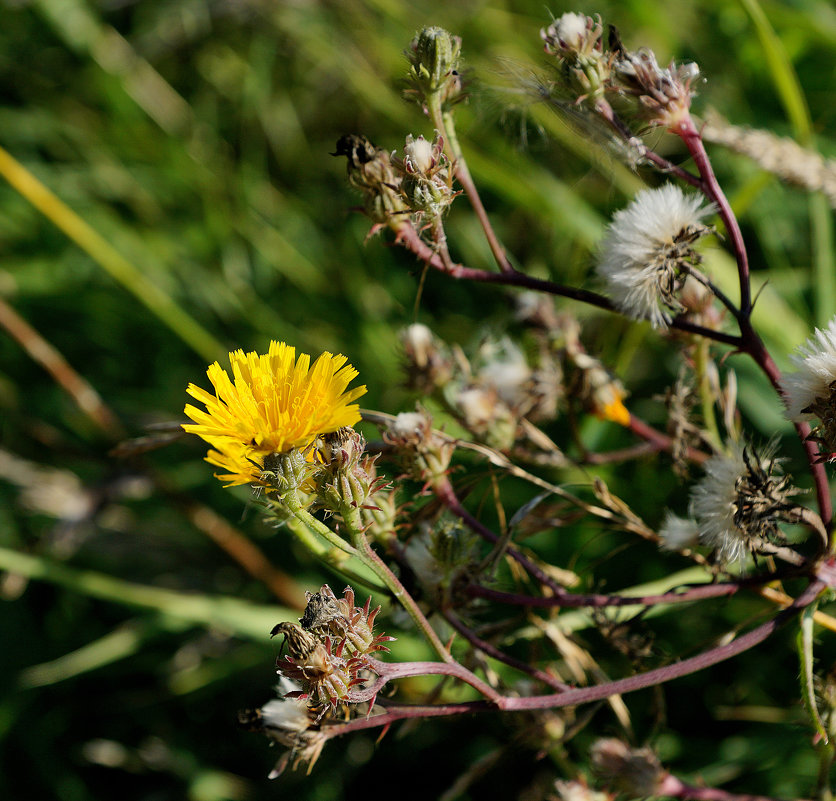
[
  {"xmin": 426, "ymin": 97, "xmax": 513, "ymax": 274},
  {"xmin": 339, "ymin": 500, "xmax": 454, "ymax": 664},
  {"xmin": 694, "ymin": 338, "xmax": 723, "ymax": 449},
  {"xmin": 284, "ymin": 517, "xmax": 388, "ymax": 595}
]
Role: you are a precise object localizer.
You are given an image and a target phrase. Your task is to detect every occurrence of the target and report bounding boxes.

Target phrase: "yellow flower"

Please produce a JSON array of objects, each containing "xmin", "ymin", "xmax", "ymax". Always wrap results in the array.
[{"xmin": 183, "ymin": 341, "xmax": 366, "ymax": 486}]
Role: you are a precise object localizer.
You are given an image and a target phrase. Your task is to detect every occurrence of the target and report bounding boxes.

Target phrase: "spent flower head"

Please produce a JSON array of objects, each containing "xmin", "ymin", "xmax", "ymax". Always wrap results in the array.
[
  {"xmin": 688, "ymin": 441, "xmax": 800, "ymax": 565},
  {"xmin": 183, "ymin": 341, "xmax": 365, "ymax": 486},
  {"xmin": 333, "ymin": 134, "xmax": 410, "ymax": 227},
  {"xmin": 782, "ymin": 317, "xmax": 836, "ymax": 459},
  {"xmin": 238, "ymin": 678, "xmax": 324, "ymax": 778},
  {"xmin": 596, "ymin": 184, "xmax": 714, "ymax": 329},
  {"xmin": 609, "ymin": 29, "xmax": 700, "ymax": 130},
  {"xmin": 393, "ymin": 133, "xmax": 458, "ymax": 218}
]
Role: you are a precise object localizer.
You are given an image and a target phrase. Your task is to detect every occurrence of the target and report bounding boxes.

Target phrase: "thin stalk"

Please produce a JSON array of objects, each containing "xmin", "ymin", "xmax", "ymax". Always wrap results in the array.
[
  {"xmin": 324, "ymin": 578, "xmax": 825, "ymax": 734},
  {"xmin": 694, "ymin": 338, "xmax": 723, "ymax": 451},
  {"xmin": 675, "ymin": 115, "xmax": 752, "ymax": 317},
  {"xmin": 427, "ymin": 96, "xmax": 513, "ymax": 275},
  {"xmin": 330, "ymin": 495, "xmax": 453, "ymax": 663},
  {"xmin": 442, "ymin": 610, "xmax": 571, "ymax": 691},
  {"xmin": 392, "ymin": 221, "xmax": 744, "ymax": 349}
]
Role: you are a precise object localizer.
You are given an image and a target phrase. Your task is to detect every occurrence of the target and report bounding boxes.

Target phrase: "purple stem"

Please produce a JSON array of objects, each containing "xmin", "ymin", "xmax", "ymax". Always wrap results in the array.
[
  {"xmin": 675, "ymin": 116, "xmax": 751, "ymax": 318},
  {"xmin": 433, "ymin": 475, "xmax": 567, "ymax": 593},
  {"xmin": 326, "ymin": 579, "xmax": 824, "ymax": 737},
  {"xmin": 668, "ymin": 115, "xmax": 830, "ymax": 531},
  {"xmin": 442, "ymin": 609, "xmax": 572, "ymax": 691},
  {"xmin": 393, "ymin": 223, "xmax": 743, "ymax": 349},
  {"xmin": 466, "ymin": 580, "xmax": 743, "ymax": 609}
]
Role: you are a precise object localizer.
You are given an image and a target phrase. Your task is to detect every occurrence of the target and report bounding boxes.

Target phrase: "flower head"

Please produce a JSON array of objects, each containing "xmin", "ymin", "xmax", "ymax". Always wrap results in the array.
[
  {"xmin": 184, "ymin": 341, "xmax": 366, "ymax": 486},
  {"xmin": 611, "ymin": 44, "xmax": 700, "ymax": 130},
  {"xmin": 782, "ymin": 318, "xmax": 836, "ymax": 457},
  {"xmin": 596, "ymin": 184, "xmax": 714, "ymax": 328}
]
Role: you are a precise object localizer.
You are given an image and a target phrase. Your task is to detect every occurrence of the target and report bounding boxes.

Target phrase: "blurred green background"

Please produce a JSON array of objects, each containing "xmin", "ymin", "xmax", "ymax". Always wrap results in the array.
[{"xmin": 1, "ymin": 0, "xmax": 835, "ymax": 798}]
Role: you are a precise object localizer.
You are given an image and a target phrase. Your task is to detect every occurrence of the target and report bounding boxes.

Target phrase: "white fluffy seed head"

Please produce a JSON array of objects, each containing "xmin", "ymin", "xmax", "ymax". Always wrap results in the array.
[
  {"xmin": 688, "ymin": 444, "xmax": 749, "ymax": 565},
  {"xmin": 596, "ymin": 184, "xmax": 714, "ymax": 328},
  {"xmin": 782, "ymin": 317, "xmax": 836, "ymax": 420}
]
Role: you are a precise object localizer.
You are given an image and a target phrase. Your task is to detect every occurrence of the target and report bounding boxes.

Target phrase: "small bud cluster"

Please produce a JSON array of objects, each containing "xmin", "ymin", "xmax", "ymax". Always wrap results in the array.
[{"xmin": 271, "ymin": 584, "xmax": 394, "ymax": 713}]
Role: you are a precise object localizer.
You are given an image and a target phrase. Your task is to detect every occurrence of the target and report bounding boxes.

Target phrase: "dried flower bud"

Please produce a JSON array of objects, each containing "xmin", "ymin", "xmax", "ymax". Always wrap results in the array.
[
  {"xmin": 590, "ymin": 738, "xmax": 664, "ymax": 796},
  {"xmin": 333, "ymin": 134, "xmax": 409, "ymax": 226},
  {"xmin": 407, "ymin": 27, "xmax": 463, "ymax": 107},
  {"xmin": 315, "ymin": 428, "xmax": 387, "ymax": 514},
  {"xmin": 384, "ymin": 409, "xmax": 455, "ymax": 486},
  {"xmin": 609, "ymin": 29, "xmax": 699, "ymax": 130}
]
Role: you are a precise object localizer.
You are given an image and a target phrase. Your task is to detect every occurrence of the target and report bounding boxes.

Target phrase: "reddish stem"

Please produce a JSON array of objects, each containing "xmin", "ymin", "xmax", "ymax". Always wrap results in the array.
[
  {"xmin": 442, "ymin": 610, "xmax": 571, "ymax": 691},
  {"xmin": 433, "ymin": 475, "xmax": 567, "ymax": 593},
  {"xmin": 466, "ymin": 580, "xmax": 743, "ymax": 609},
  {"xmin": 675, "ymin": 115, "xmax": 751, "ymax": 318},
  {"xmin": 325, "ymin": 579, "xmax": 824, "ymax": 737},
  {"xmin": 393, "ymin": 222, "xmax": 743, "ymax": 349}
]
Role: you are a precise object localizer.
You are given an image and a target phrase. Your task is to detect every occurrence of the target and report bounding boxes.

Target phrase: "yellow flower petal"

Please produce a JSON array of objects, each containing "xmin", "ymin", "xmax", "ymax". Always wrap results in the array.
[{"xmin": 183, "ymin": 341, "xmax": 366, "ymax": 485}]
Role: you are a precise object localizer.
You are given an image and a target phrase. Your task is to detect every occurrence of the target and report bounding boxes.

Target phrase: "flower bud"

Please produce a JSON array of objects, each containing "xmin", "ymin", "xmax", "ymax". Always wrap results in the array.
[
  {"xmin": 408, "ymin": 27, "xmax": 463, "ymax": 106},
  {"xmin": 393, "ymin": 133, "xmax": 457, "ymax": 218},
  {"xmin": 333, "ymin": 134, "xmax": 410, "ymax": 226},
  {"xmin": 315, "ymin": 428, "xmax": 386, "ymax": 514},
  {"xmin": 541, "ymin": 13, "xmax": 610, "ymax": 102}
]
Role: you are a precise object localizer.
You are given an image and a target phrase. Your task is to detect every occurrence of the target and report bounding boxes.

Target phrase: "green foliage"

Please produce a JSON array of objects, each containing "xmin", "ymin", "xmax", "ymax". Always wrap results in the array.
[{"xmin": 2, "ymin": 1, "xmax": 835, "ymax": 799}]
